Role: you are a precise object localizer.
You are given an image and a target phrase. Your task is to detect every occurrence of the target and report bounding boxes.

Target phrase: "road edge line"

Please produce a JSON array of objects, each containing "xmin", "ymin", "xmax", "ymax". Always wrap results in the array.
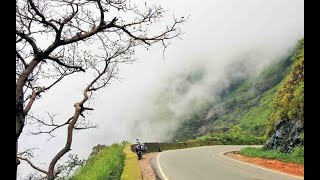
[
  {"xmin": 157, "ymin": 152, "xmax": 169, "ymax": 180},
  {"xmin": 220, "ymin": 151, "xmax": 304, "ymax": 179}
]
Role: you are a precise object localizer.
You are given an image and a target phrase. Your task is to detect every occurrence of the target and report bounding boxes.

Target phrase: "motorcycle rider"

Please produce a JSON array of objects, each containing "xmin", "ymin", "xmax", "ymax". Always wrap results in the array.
[{"xmin": 134, "ymin": 139, "xmax": 147, "ymax": 160}]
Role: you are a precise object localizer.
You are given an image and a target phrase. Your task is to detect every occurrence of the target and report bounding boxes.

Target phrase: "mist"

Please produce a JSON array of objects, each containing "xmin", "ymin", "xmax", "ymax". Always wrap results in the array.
[
  {"xmin": 18, "ymin": 0, "xmax": 304, "ymax": 178},
  {"xmin": 113, "ymin": 0, "xmax": 304, "ymax": 142}
]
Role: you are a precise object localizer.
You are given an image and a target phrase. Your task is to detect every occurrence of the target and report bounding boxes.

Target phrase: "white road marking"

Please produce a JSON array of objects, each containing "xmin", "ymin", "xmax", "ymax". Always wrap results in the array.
[{"xmin": 157, "ymin": 152, "xmax": 169, "ymax": 180}]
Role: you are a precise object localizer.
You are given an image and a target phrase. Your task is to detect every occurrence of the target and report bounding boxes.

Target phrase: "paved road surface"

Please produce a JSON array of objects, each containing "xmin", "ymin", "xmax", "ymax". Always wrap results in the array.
[{"xmin": 152, "ymin": 145, "xmax": 303, "ymax": 180}]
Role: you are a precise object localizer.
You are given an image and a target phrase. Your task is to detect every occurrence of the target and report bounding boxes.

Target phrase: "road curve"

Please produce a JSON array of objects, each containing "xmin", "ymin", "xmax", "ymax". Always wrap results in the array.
[{"xmin": 152, "ymin": 145, "xmax": 303, "ymax": 180}]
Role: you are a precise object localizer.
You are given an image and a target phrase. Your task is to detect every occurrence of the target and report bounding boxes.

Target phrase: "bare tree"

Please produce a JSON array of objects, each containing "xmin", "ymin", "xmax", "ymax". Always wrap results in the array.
[{"xmin": 16, "ymin": 0, "xmax": 186, "ymax": 179}]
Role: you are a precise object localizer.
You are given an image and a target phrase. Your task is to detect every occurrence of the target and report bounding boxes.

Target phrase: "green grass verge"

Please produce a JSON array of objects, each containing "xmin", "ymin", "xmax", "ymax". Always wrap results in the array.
[
  {"xmin": 239, "ymin": 146, "xmax": 304, "ymax": 165},
  {"xmin": 70, "ymin": 143, "xmax": 125, "ymax": 180},
  {"xmin": 121, "ymin": 145, "xmax": 142, "ymax": 180}
]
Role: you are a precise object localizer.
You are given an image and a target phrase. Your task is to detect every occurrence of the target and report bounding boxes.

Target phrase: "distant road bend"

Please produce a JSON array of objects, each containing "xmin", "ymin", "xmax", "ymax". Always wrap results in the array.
[{"xmin": 152, "ymin": 145, "xmax": 303, "ymax": 180}]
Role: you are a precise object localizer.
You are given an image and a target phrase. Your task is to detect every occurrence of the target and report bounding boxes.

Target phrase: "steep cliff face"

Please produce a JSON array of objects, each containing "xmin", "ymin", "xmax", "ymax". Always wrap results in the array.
[
  {"xmin": 263, "ymin": 38, "xmax": 304, "ymax": 152},
  {"xmin": 263, "ymin": 119, "xmax": 303, "ymax": 153}
]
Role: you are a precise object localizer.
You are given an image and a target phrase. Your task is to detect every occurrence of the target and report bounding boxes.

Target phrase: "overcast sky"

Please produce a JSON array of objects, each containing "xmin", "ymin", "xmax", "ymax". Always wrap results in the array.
[{"xmin": 18, "ymin": 0, "xmax": 304, "ymax": 178}]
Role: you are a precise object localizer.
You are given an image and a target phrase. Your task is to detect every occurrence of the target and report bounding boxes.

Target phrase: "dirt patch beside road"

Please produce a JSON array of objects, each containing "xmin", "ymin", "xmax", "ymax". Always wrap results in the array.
[
  {"xmin": 225, "ymin": 152, "xmax": 304, "ymax": 177},
  {"xmin": 138, "ymin": 152, "xmax": 160, "ymax": 180}
]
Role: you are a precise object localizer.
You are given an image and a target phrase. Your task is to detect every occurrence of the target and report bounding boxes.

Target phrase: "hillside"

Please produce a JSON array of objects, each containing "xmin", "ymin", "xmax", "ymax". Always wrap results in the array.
[
  {"xmin": 263, "ymin": 38, "xmax": 304, "ymax": 152},
  {"xmin": 171, "ymin": 46, "xmax": 297, "ymax": 141},
  {"xmin": 266, "ymin": 38, "xmax": 304, "ymax": 136}
]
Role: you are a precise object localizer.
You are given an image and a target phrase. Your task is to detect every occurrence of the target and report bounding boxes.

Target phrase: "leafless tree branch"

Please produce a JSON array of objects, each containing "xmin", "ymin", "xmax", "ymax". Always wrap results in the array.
[
  {"xmin": 16, "ymin": 30, "xmax": 40, "ymax": 54},
  {"xmin": 16, "ymin": 50, "xmax": 28, "ymax": 69},
  {"xmin": 17, "ymin": 156, "xmax": 48, "ymax": 175},
  {"xmin": 46, "ymin": 56, "xmax": 85, "ymax": 72},
  {"xmin": 27, "ymin": 0, "xmax": 59, "ymax": 33}
]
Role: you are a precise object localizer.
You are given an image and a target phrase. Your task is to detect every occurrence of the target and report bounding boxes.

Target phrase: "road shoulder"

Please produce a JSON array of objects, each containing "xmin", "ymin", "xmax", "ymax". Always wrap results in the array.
[
  {"xmin": 224, "ymin": 151, "xmax": 304, "ymax": 178},
  {"xmin": 138, "ymin": 152, "xmax": 160, "ymax": 180}
]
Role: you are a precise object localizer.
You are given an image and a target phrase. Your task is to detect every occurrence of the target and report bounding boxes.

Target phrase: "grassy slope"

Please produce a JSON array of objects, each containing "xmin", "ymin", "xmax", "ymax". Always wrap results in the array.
[
  {"xmin": 70, "ymin": 143, "xmax": 125, "ymax": 180},
  {"xmin": 238, "ymin": 84, "xmax": 281, "ymax": 136},
  {"xmin": 218, "ymin": 57, "xmax": 292, "ymax": 135}
]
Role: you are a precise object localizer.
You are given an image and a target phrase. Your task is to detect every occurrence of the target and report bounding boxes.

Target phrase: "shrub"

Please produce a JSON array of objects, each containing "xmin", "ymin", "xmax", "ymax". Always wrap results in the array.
[{"xmin": 70, "ymin": 143, "xmax": 125, "ymax": 180}]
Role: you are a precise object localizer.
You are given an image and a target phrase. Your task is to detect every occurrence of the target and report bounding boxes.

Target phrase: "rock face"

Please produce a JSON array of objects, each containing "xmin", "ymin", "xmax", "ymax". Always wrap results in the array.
[{"xmin": 263, "ymin": 119, "xmax": 303, "ymax": 153}]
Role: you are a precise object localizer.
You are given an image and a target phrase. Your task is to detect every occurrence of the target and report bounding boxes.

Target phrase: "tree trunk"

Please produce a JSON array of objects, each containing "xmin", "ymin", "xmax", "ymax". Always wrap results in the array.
[
  {"xmin": 16, "ymin": 111, "xmax": 25, "ymax": 179},
  {"xmin": 47, "ymin": 104, "xmax": 82, "ymax": 180},
  {"xmin": 16, "ymin": 94, "xmax": 25, "ymax": 179},
  {"xmin": 16, "ymin": 141, "xmax": 18, "ymax": 179},
  {"xmin": 16, "ymin": 59, "xmax": 41, "ymax": 179}
]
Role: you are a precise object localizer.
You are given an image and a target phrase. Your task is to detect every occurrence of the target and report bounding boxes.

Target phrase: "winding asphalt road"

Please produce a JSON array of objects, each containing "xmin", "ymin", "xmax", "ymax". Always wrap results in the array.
[{"xmin": 151, "ymin": 145, "xmax": 303, "ymax": 180}]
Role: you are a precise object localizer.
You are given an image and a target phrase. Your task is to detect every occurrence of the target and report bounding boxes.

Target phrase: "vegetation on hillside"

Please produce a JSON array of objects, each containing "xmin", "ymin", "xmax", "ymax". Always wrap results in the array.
[
  {"xmin": 173, "ymin": 53, "xmax": 293, "ymax": 141},
  {"xmin": 70, "ymin": 143, "xmax": 125, "ymax": 180},
  {"xmin": 266, "ymin": 38, "xmax": 304, "ymax": 136},
  {"xmin": 194, "ymin": 125, "xmax": 265, "ymax": 145}
]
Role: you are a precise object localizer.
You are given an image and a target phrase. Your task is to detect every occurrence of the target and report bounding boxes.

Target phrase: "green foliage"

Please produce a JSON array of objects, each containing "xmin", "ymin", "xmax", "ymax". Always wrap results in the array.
[
  {"xmin": 57, "ymin": 154, "xmax": 85, "ymax": 178},
  {"xmin": 240, "ymin": 146, "xmax": 304, "ymax": 165},
  {"xmin": 238, "ymin": 84, "xmax": 280, "ymax": 136},
  {"xmin": 228, "ymin": 125, "xmax": 246, "ymax": 136},
  {"xmin": 173, "ymin": 111, "xmax": 206, "ymax": 141},
  {"xmin": 300, "ymin": 131, "xmax": 304, "ymax": 144},
  {"xmin": 70, "ymin": 144, "xmax": 125, "ymax": 180},
  {"xmin": 195, "ymin": 126, "xmax": 265, "ymax": 145},
  {"xmin": 267, "ymin": 38, "xmax": 304, "ymax": 136}
]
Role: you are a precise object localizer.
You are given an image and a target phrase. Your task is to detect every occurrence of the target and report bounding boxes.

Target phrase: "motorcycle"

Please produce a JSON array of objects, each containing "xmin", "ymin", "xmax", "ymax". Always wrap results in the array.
[{"xmin": 134, "ymin": 139, "xmax": 147, "ymax": 160}]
